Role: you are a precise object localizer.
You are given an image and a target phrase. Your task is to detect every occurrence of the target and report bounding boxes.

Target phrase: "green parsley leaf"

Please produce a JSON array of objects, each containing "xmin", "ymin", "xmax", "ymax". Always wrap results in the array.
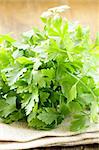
[{"xmin": 37, "ymin": 108, "xmax": 59, "ymax": 125}]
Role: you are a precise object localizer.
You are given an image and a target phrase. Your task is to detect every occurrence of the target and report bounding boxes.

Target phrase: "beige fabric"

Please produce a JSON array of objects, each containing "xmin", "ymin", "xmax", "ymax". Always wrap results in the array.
[
  {"xmin": 47, "ymin": 138, "xmax": 99, "ymax": 147},
  {"xmin": 0, "ymin": 119, "xmax": 99, "ymax": 149},
  {"xmin": 0, "ymin": 136, "xmax": 99, "ymax": 149}
]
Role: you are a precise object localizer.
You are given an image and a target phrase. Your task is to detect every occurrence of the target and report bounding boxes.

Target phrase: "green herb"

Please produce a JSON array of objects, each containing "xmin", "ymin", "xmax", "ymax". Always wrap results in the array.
[{"xmin": 0, "ymin": 6, "xmax": 99, "ymax": 131}]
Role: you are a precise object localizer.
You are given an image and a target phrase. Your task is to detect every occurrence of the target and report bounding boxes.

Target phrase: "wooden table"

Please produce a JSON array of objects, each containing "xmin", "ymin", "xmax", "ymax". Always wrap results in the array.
[
  {"xmin": 0, "ymin": 0, "xmax": 99, "ymax": 149},
  {"xmin": 33, "ymin": 144, "xmax": 99, "ymax": 150}
]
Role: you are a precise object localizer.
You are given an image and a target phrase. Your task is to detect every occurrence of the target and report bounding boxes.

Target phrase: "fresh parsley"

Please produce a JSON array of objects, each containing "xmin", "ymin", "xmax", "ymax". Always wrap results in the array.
[{"xmin": 0, "ymin": 6, "xmax": 99, "ymax": 131}]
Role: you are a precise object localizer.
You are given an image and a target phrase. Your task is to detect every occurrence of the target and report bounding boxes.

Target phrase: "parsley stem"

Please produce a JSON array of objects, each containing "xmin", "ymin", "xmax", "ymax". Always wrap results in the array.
[{"xmin": 66, "ymin": 70, "xmax": 97, "ymax": 100}]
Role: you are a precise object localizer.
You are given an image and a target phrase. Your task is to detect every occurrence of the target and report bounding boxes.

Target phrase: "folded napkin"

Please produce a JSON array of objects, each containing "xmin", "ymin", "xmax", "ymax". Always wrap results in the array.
[{"xmin": 0, "ymin": 119, "xmax": 99, "ymax": 149}]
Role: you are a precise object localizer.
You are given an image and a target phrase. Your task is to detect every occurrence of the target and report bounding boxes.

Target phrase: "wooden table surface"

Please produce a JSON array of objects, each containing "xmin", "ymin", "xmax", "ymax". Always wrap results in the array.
[
  {"xmin": 0, "ymin": 0, "xmax": 99, "ymax": 149},
  {"xmin": 33, "ymin": 144, "xmax": 99, "ymax": 150}
]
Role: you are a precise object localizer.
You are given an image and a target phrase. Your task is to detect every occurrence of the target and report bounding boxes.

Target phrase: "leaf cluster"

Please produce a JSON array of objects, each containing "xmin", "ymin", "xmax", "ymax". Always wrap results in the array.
[{"xmin": 0, "ymin": 8, "xmax": 99, "ymax": 131}]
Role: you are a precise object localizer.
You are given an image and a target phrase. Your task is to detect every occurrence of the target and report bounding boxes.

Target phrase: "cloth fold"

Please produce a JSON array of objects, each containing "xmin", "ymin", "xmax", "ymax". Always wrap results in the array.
[{"xmin": 0, "ymin": 119, "xmax": 99, "ymax": 149}]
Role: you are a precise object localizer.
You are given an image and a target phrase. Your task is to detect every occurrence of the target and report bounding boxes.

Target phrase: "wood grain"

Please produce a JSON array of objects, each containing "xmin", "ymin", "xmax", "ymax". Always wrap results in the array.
[
  {"xmin": 0, "ymin": 0, "xmax": 98, "ymax": 38},
  {"xmin": 32, "ymin": 144, "xmax": 99, "ymax": 150}
]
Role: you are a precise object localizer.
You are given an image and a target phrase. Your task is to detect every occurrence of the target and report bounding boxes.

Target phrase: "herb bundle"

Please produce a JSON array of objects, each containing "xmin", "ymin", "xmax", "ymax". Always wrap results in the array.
[{"xmin": 0, "ymin": 6, "xmax": 99, "ymax": 131}]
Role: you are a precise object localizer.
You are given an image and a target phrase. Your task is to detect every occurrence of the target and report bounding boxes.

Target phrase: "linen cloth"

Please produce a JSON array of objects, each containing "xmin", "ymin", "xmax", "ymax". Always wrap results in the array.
[{"xmin": 0, "ymin": 119, "xmax": 99, "ymax": 149}]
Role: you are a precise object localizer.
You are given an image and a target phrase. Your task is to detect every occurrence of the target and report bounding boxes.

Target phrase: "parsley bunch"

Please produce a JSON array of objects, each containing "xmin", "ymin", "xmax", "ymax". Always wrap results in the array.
[{"xmin": 0, "ymin": 6, "xmax": 99, "ymax": 131}]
